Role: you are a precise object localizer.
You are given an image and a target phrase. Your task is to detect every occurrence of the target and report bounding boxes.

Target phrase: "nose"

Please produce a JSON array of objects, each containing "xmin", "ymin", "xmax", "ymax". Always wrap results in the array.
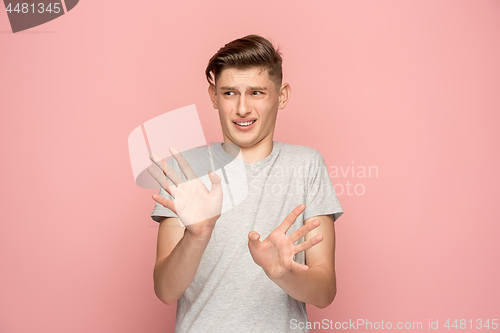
[{"xmin": 236, "ymin": 96, "xmax": 252, "ymax": 118}]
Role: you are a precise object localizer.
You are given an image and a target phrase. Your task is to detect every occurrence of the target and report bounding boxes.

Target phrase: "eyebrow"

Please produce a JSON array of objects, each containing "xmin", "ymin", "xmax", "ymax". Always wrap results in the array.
[{"xmin": 220, "ymin": 86, "xmax": 267, "ymax": 91}]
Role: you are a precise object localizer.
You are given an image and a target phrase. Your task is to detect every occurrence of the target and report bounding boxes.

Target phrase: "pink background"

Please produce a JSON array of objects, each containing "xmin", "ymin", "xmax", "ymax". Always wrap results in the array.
[{"xmin": 1, "ymin": 0, "xmax": 499, "ymax": 332}]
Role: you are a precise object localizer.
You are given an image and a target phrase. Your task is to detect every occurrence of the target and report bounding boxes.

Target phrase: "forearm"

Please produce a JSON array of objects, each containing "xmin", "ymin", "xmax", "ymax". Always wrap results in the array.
[
  {"xmin": 269, "ymin": 265, "xmax": 336, "ymax": 309},
  {"xmin": 153, "ymin": 230, "xmax": 211, "ymax": 305}
]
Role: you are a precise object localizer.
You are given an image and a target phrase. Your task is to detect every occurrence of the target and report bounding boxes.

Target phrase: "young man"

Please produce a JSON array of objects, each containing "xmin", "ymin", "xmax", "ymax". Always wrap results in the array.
[{"xmin": 149, "ymin": 34, "xmax": 343, "ymax": 333}]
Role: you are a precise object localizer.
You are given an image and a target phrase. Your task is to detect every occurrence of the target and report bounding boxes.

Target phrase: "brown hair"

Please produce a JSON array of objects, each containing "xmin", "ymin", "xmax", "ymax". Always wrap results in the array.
[{"xmin": 205, "ymin": 34, "xmax": 283, "ymax": 93}]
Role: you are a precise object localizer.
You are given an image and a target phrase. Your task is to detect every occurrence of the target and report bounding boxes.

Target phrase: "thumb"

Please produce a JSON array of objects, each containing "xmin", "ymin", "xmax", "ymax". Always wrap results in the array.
[
  {"xmin": 248, "ymin": 231, "xmax": 261, "ymax": 248},
  {"xmin": 208, "ymin": 170, "xmax": 222, "ymax": 196}
]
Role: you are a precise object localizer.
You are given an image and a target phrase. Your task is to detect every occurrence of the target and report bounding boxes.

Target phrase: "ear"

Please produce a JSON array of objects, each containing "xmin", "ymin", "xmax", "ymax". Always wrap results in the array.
[
  {"xmin": 208, "ymin": 84, "xmax": 218, "ymax": 109},
  {"xmin": 278, "ymin": 83, "xmax": 291, "ymax": 110}
]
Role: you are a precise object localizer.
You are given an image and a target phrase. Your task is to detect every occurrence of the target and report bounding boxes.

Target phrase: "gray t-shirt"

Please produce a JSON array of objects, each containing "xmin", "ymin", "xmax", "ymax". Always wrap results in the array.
[{"xmin": 151, "ymin": 141, "xmax": 344, "ymax": 333}]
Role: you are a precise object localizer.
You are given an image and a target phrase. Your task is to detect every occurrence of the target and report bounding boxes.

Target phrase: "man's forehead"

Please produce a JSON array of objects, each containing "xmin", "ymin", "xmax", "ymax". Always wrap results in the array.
[
  {"xmin": 220, "ymin": 85, "xmax": 268, "ymax": 91},
  {"xmin": 218, "ymin": 67, "xmax": 272, "ymax": 89}
]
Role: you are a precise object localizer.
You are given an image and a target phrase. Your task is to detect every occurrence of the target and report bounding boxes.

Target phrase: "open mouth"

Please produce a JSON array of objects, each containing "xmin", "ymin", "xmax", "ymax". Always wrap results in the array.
[{"xmin": 233, "ymin": 120, "xmax": 257, "ymax": 127}]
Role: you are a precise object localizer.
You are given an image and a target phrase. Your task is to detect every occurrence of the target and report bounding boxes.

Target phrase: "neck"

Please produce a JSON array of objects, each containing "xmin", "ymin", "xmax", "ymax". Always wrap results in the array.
[{"xmin": 222, "ymin": 137, "xmax": 274, "ymax": 164}]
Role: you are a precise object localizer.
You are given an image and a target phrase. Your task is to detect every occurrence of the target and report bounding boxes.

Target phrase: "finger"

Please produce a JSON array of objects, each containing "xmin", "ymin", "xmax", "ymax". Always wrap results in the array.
[
  {"xmin": 148, "ymin": 153, "xmax": 183, "ymax": 186},
  {"xmin": 152, "ymin": 194, "xmax": 177, "ymax": 215},
  {"xmin": 169, "ymin": 147, "xmax": 198, "ymax": 181},
  {"xmin": 294, "ymin": 234, "xmax": 323, "ymax": 254},
  {"xmin": 247, "ymin": 231, "xmax": 261, "ymax": 249},
  {"xmin": 208, "ymin": 170, "xmax": 222, "ymax": 197},
  {"xmin": 289, "ymin": 219, "xmax": 321, "ymax": 243},
  {"xmin": 276, "ymin": 204, "xmax": 306, "ymax": 234},
  {"xmin": 290, "ymin": 260, "xmax": 309, "ymax": 272},
  {"xmin": 146, "ymin": 164, "xmax": 175, "ymax": 196}
]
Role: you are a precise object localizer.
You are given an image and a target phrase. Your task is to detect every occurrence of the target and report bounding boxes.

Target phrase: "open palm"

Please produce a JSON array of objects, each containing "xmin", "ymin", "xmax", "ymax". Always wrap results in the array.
[
  {"xmin": 147, "ymin": 147, "xmax": 223, "ymax": 236},
  {"xmin": 248, "ymin": 204, "xmax": 323, "ymax": 280}
]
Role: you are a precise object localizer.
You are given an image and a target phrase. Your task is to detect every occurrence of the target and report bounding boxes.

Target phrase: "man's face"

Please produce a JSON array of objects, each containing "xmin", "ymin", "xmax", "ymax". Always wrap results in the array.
[{"xmin": 209, "ymin": 67, "xmax": 290, "ymax": 149}]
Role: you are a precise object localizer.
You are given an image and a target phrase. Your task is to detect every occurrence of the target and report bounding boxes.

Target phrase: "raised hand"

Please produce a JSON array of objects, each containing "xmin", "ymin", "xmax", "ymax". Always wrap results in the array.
[
  {"xmin": 248, "ymin": 204, "xmax": 323, "ymax": 280},
  {"xmin": 147, "ymin": 147, "xmax": 223, "ymax": 238}
]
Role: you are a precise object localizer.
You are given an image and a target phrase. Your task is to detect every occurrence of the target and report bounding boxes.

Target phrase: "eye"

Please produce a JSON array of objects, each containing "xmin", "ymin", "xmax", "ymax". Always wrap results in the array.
[
  {"xmin": 252, "ymin": 91, "xmax": 262, "ymax": 95},
  {"xmin": 224, "ymin": 91, "xmax": 235, "ymax": 96}
]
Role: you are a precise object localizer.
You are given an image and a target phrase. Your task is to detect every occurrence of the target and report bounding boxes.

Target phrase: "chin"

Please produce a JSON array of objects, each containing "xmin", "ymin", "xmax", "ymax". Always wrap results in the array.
[{"xmin": 228, "ymin": 136, "xmax": 256, "ymax": 148}]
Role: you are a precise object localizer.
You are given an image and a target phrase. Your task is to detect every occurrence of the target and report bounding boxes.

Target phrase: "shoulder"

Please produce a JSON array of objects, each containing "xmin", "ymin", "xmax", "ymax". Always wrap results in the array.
[
  {"xmin": 169, "ymin": 145, "xmax": 211, "ymax": 164},
  {"xmin": 277, "ymin": 142, "xmax": 320, "ymax": 161},
  {"xmin": 180, "ymin": 145, "xmax": 211, "ymax": 158}
]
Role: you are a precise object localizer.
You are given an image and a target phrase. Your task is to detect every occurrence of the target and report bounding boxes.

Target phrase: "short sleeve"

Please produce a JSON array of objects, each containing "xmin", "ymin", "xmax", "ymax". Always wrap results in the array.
[
  {"xmin": 304, "ymin": 151, "xmax": 344, "ymax": 222},
  {"xmin": 150, "ymin": 156, "xmax": 182, "ymax": 223}
]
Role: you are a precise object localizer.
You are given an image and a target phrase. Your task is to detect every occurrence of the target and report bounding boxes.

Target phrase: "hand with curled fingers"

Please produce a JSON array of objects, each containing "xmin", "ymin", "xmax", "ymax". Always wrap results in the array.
[
  {"xmin": 248, "ymin": 204, "xmax": 323, "ymax": 280},
  {"xmin": 147, "ymin": 147, "xmax": 223, "ymax": 239}
]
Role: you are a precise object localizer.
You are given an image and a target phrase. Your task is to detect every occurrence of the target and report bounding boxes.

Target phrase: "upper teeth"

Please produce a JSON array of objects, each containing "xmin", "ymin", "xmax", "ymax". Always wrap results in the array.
[{"xmin": 236, "ymin": 120, "xmax": 255, "ymax": 126}]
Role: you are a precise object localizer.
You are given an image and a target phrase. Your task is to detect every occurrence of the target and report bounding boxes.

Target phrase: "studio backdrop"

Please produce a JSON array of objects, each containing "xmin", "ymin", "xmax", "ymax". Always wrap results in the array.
[{"xmin": 1, "ymin": 0, "xmax": 499, "ymax": 332}]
